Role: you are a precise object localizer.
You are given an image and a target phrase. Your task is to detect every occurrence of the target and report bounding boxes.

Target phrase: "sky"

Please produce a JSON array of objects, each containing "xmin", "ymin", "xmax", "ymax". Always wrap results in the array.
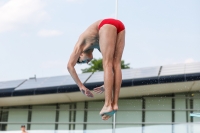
[{"xmin": 0, "ymin": 0, "xmax": 199, "ymax": 81}]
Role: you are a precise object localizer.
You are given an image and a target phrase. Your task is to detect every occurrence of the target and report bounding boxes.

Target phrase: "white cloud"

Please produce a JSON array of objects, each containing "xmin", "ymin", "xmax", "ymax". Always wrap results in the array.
[
  {"xmin": 0, "ymin": 0, "xmax": 48, "ymax": 33},
  {"xmin": 184, "ymin": 58, "xmax": 196, "ymax": 63},
  {"xmin": 37, "ymin": 29, "xmax": 63, "ymax": 37}
]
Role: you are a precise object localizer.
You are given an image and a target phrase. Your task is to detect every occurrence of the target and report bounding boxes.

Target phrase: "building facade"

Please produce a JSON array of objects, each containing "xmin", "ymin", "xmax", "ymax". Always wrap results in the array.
[{"xmin": 0, "ymin": 62, "xmax": 200, "ymax": 133}]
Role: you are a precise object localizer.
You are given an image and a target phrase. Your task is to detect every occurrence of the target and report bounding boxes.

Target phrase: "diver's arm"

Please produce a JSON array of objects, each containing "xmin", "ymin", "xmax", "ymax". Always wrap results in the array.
[{"xmin": 67, "ymin": 36, "xmax": 84, "ymax": 88}]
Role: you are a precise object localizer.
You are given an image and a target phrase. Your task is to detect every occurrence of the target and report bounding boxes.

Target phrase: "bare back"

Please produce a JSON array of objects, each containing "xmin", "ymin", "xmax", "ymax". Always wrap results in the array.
[{"xmin": 80, "ymin": 20, "xmax": 102, "ymax": 51}]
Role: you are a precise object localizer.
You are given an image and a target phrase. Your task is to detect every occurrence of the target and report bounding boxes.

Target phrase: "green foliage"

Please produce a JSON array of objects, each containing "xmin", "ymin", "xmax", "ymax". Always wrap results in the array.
[
  {"xmin": 121, "ymin": 60, "xmax": 130, "ymax": 69},
  {"xmin": 81, "ymin": 58, "xmax": 130, "ymax": 73}
]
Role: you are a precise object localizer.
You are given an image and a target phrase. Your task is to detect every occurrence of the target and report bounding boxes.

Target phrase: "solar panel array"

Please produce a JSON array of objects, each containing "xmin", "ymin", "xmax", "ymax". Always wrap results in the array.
[
  {"xmin": 15, "ymin": 73, "xmax": 92, "ymax": 90},
  {"xmin": 85, "ymin": 71, "xmax": 104, "ymax": 83},
  {"xmin": 0, "ymin": 79, "xmax": 26, "ymax": 90},
  {"xmin": 160, "ymin": 63, "xmax": 185, "ymax": 76},
  {"xmin": 160, "ymin": 62, "xmax": 200, "ymax": 76},
  {"xmin": 185, "ymin": 62, "xmax": 200, "ymax": 74},
  {"xmin": 129, "ymin": 66, "xmax": 160, "ymax": 79},
  {"xmin": 86, "ymin": 66, "xmax": 160, "ymax": 83},
  {"xmin": 0, "ymin": 62, "xmax": 199, "ymax": 91}
]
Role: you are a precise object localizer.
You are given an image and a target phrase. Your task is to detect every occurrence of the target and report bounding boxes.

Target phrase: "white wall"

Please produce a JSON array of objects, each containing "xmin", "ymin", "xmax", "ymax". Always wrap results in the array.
[
  {"xmin": 31, "ymin": 105, "xmax": 56, "ymax": 130},
  {"xmin": 7, "ymin": 109, "xmax": 28, "ymax": 131},
  {"xmin": 87, "ymin": 101, "xmax": 112, "ymax": 132},
  {"xmin": 144, "ymin": 97, "xmax": 172, "ymax": 133},
  {"xmin": 116, "ymin": 99, "xmax": 143, "ymax": 133},
  {"xmin": 57, "ymin": 104, "xmax": 70, "ymax": 130}
]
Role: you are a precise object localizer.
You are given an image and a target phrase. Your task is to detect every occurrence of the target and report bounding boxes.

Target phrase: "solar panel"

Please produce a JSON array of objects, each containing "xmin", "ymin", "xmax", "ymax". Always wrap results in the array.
[
  {"xmin": 15, "ymin": 73, "xmax": 92, "ymax": 90},
  {"xmin": 121, "ymin": 69, "xmax": 135, "ymax": 79},
  {"xmin": 160, "ymin": 62, "xmax": 200, "ymax": 76},
  {"xmin": 15, "ymin": 78, "xmax": 48, "ymax": 90},
  {"xmin": 86, "ymin": 67, "xmax": 160, "ymax": 83},
  {"xmin": 160, "ymin": 63, "xmax": 185, "ymax": 76},
  {"xmin": 131, "ymin": 66, "xmax": 160, "ymax": 79},
  {"xmin": 85, "ymin": 71, "xmax": 104, "ymax": 83},
  {"xmin": 185, "ymin": 62, "xmax": 200, "ymax": 74},
  {"xmin": 0, "ymin": 79, "xmax": 26, "ymax": 90},
  {"xmin": 38, "ymin": 76, "xmax": 72, "ymax": 87},
  {"xmin": 2, "ymin": 62, "xmax": 200, "ymax": 92}
]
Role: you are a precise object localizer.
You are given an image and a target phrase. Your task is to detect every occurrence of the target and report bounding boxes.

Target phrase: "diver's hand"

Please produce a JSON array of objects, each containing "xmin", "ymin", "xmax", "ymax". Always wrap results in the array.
[
  {"xmin": 80, "ymin": 85, "xmax": 94, "ymax": 98},
  {"xmin": 93, "ymin": 85, "xmax": 105, "ymax": 94}
]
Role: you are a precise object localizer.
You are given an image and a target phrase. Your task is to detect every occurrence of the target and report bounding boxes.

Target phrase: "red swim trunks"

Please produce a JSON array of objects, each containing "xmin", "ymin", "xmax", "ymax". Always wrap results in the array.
[{"xmin": 98, "ymin": 18, "xmax": 125, "ymax": 33}]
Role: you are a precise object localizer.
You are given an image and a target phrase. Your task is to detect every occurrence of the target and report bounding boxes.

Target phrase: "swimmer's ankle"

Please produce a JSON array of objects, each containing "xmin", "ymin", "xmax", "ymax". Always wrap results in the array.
[
  {"xmin": 112, "ymin": 103, "xmax": 118, "ymax": 110},
  {"xmin": 104, "ymin": 102, "xmax": 112, "ymax": 108}
]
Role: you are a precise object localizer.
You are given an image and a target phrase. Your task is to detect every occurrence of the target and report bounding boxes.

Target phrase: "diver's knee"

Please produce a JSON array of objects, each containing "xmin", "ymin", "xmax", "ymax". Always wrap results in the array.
[{"xmin": 113, "ymin": 61, "xmax": 121, "ymax": 71}]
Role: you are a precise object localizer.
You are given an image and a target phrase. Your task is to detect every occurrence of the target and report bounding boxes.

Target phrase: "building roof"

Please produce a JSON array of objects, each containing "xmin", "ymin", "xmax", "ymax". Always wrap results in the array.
[
  {"xmin": 0, "ymin": 62, "xmax": 200, "ymax": 106},
  {"xmin": 0, "ymin": 62, "xmax": 200, "ymax": 97}
]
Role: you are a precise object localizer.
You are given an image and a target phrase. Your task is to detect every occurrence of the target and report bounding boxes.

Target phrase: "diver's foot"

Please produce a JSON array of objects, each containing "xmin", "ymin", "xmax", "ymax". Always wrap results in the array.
[
  {"xmin": 100, "ymin": 104, "xmax": 113, "ymax": 116},
  {"xmin": 112, "ymin": 103, "xmax": 118, "ymax": 111},
  {"xmin": 100, "ymin": 104, "xmax": 115, "ymax": 120},
  {"xmin": 101, "ymin": 103, "xmax": 118, "ymax": 120}
]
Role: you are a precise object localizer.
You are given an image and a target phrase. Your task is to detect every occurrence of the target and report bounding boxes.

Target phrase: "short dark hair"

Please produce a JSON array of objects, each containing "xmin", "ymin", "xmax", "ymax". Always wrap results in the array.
[
  {"xmin": 21, "ymin": 125, "xmax": 25, "ymax": 128},
  {"xmin": 77, "ymin": 57, "xmax": 87, "ymax": 64},
  {"xmin": 77, "ymin": 57, "xmax": 81, "ymax": 64}
]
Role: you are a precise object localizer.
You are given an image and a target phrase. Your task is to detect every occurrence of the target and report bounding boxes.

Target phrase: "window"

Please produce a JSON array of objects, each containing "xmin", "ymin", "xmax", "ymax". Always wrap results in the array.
[{"xmin": 0, "ymin": 110, "xmax": 8, "ymax": 131}]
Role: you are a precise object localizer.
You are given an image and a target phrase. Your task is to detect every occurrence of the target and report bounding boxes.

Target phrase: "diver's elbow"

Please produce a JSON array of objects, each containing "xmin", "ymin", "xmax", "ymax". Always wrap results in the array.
[{"xmin": 67, "ymin": 64, "xmax": 73, "ymax": 71}]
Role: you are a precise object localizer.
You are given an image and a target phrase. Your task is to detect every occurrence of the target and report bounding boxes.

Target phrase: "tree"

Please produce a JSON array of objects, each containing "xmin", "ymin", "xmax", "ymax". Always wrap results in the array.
[{"xmin": 81, "ymin": 58, "xmax": 130, "ymax": 73}]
